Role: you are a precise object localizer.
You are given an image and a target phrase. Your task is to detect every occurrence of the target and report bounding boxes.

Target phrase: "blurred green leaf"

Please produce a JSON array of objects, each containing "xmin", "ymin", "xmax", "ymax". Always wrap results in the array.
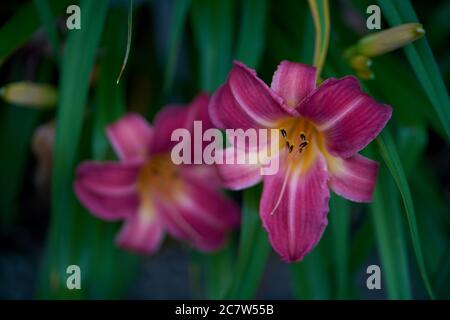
[
  {"xmin": 93, "ymin": 10, "xmax": 127, "ymax": 160},
  {"xmin": 33, "ymin": 0, "xmax": 61, "ymax": 63},
  {"xmin": 411, "ymin": 162, "xmax": 450, "ymax": 287},
  {"xmin": 378, "ymin": 0, "xmax": 450, "ymax": 142},
  {"xmin": 349, "ymin": 215, "xmax": 374, "ymax": 276},
  {"xmin": 82, "ymin": 8, "xmax": 139, "ymax": 298},
  {"xmin": 432, "ymin": 247, "xmax": 450, "ymax": 299},
  {"xmin": 370, "ymin": 154, "xmax": 412, "ymax": 299},
  {"xmin": 308, "ymin": 0, "xmax": 330, "ymax": 76},
  {"xmin": 235, "ymin": 0, "xmax": 269, "ymax": 68},
  {"xmin": 191, "ymin": 0, "xmax": 235, "ymax": 92},
  {"xmin": 37, "ymin": 0, "xmax": 108, "ymax": 298},
  {"xmin": 367, "ymin": 56, "xmax": 434, "ymax": 128},
  {"xmin": 377, "ymin": 128, "xmax": 435, "ymax": 299},
  {"xmin": 329, "ymin": 194, "xmax": 350, "ymax": 299},
  {"xmin": 396, "ymin": 125, "xmax": 428, "ymax": 176},
  {"xmin": 0, "ymin": 105, "xmax": 40, "ymax": 229},
  {"xmin": 163, "ymin": 0, "xmax": 191, "ymax": 94},
  {"xmin": 291, "ymin": 236, "xmax": 332, "ymax": 299},
  {"xmin": 426, "ymin": 1, "xmax": 450, "ymax": 49},
  {"xmin": 205, "ymin": 244, "xmax": 234, "ymax": 299},
  {"xmin": 266, "ymin": 0, "xmax": 314, "ymax": 66},
  {"xmin": 227, "ymin": 184, "xmax": 270, "ymax": 299},
  {"xmin": 0, "ymin": 0, "xmax": 71, "ymax": 64},
  {"xmin": 191, "ymin": 0, "xmax": 236, "ymax": 299}
]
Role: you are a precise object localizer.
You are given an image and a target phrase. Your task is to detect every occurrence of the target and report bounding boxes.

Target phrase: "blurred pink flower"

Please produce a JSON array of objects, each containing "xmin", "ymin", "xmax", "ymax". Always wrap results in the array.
[
  {"xmin": 209, "ymin": 61, "xmax": 392, "ymax": 262},
  {"xmin": 74, "ymin": 94, "xmax": 240, "ymax": 254}
]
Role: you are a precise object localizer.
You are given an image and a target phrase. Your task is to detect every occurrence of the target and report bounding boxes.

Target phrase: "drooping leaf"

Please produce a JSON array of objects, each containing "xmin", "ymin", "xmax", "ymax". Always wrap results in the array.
[{"xmin": 377, "ymin": 128, "xmax": 435, "ymax": 299}]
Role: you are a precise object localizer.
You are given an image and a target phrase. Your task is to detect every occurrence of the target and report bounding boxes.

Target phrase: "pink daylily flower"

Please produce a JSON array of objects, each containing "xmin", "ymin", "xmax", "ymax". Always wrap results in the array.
[
  {"xmin": 74, "ymin": 94, "xmax": 240, "ymax": 254},
  {"xmin": 209, "ymin": 61, "xmax": 392, "ymax": 262}
]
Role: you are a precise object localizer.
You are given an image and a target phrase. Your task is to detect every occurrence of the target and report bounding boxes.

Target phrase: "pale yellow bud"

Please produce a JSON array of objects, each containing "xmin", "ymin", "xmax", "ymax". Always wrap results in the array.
[
  {"xmin": 356, "ymin": 23, "xmax": 425, "ymax": 57},
  {"xmin": 0, "ymin": 82, "xmax": 58, "ymax": 108}
]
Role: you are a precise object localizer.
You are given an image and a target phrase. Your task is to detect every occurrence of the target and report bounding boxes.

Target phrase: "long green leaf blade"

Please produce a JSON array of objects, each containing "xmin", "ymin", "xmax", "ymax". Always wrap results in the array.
[
  {"xmin": 378, "ymin": 0, "xmax": 450, "ymax": 141},
  {"xmin": 329, "ymin": 194, "xmax": 350, "ymax": 299},
  {"xmin": 191, "ymin": 0, "xmax": 234, "ymax": 92},
  {"xmin": 163, "ymin": 0, "xmax": 191, "ymax": 93},
  {"xmin": 377, "ymin": 128, "xmax": 435, "ymax": 299},
  {"xmin": 33, "ymin": 0, "xmax": 61, "ymax": 63},
  {"xmin": 37, "ymin": 0, "xmax": 108, "ymax": 298},
  {"xmin": 308, "ymin": 0, "xmax": 330, "ymax": 76},
  {"xmin": 370, "ymin": 155, "xmax": 412, "ymax": 299},
  {"xmin": 235, "ymin": 0, "xmax": 269, "ymax": 68},
  {"xmin": 227, "ymin": 185, "xmax": 270, "ymax": 299}
]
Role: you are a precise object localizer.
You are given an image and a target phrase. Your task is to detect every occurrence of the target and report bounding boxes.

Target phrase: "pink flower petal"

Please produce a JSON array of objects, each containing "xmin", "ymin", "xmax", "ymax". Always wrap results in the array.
[
  {"xmin": 152, "ymin": 93, "xmax": 210, "ymax": 154},
  {"xmin": 328, "ymin": 153, "xmax": 378, "ymax": 202},
  {"xmin": 106, "ymin": 113, "xmax": 154, "ymax": 162},
  {"xmin": 298, "ymin": 76, "xmax": 392, "ymax": 158},
  {"xmin": 179, "ymin": 163, "xmax": 222, "ymax": 189},
  {"xmin": 215, "ymin": 147, "xmax": 262, "ymax": 190},
  {"xmin": 115, "ymin": 202, "xmax": 165, "ymax": 254},
  {"xmin": 209, "ymin": 61, "xmax": 290, "ymax": 130},
  {"xmin": 260, "ymin": 152, "xmax": 330, "ymax": 262},
  {"xmin": 271, "ymin": 61, "xmax": 317, "ymax": 108},
  {"xmin": 158, "ymin": 170, "xmax": 240, "ymax": 252},
  {"xmin": 74, "ymin": 161, "xmax": 140, "ymax": 221}
]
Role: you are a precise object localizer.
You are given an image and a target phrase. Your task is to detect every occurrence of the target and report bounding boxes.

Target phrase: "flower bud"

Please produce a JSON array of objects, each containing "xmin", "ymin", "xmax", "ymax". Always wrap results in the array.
[
  {"xmin": 0, "ymin": 82, "xmax": 57, "ymax": 108},
  {"xmin": 356, "ymin": 23, "xmax": 425, "ymax": 57}
]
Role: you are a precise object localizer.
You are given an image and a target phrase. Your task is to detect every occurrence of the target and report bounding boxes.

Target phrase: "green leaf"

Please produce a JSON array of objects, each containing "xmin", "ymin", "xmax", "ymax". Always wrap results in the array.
[
  {"xmin": 376, "ymin": 128, "xmax": 435, "ymax": 299},
  {"xmin": 266, "ymin": 0, "xmax": 314, "ymax": 65},
  {"xmin": 227, "ymin": 184, "xmax": 271, "ymax": 299},
  {"xmin": 33, "ymin": 0, "xmax": 61, "ymax": 63},
  {"xmin": 191, "ymin": 0, "xmax": 235, "ymax": 92},
  {"xmin": 84, "ymin": 8, "xmax": 139, "ymax": 298},
  {"xmin": 308, "ymin": 0, "xmax": 330, "ymax": 76},
  {"xmin": 291, "ymin": 237, "xmax": 332, "ymax": 299},
  {"xmin": 369, "ymin": 153, "xmax": 412, "ymax": 299},
  {"xmin": 427, "ymin": 1, "xmax": 450, "ymax": 49},
  {"xmin": 0, "ymin": 105, "xmax": 40, "ymax": 229},
  {"xmin": 94, "ymin": 10, "xmax": 127, "ymax": 160},
  {"xmin": 37, "ymin": 0, "xmax": 108, "ymax": 298},
  {"xmin": 191, "ymin": 0, "xmax": 236, "ymax": 299},
  {"xmin": 235, "ymin": 0, "xmax": 269, "ymax": 68},
  {"xmin": 378, "ymin": 0, "xmax": 450, "ymax": 141},
  {"xmin": 349, "ymin": 215, "xmax": 374, "ymax": 276},
  {"xmin": 329, "ymin": 194, "xmax": 350, "ymax": 299},
  {"xmin": 411, "ymin": 163, "xmax": 450, "ymax": 298},
  {"xmin": 163, "ymin": 0, "xmax": 191, "ymax": 93},
  {"xmin": 367, "ymin": 56, "xmax": 435, "ymax": 129},
  {"xmin": 396, "ymin": 125, "xmax": 428, "ymax": 176},
  {"xmin": 0, "ymin": 0, "xmax": 71, "ymax": 64},
  {"xmin": 205, "ymin": 244, "xmax": 234, "ymax": 299}
]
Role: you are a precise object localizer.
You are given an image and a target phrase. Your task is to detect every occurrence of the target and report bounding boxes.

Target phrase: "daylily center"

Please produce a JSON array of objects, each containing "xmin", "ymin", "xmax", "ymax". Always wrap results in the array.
[
  {"xmin": 277, "ymin": 117, "xmax": 324, "ymax": 171},
  {"xmin": 137, "ymin": 154, "xmax": 183, "ymax": 199}
]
